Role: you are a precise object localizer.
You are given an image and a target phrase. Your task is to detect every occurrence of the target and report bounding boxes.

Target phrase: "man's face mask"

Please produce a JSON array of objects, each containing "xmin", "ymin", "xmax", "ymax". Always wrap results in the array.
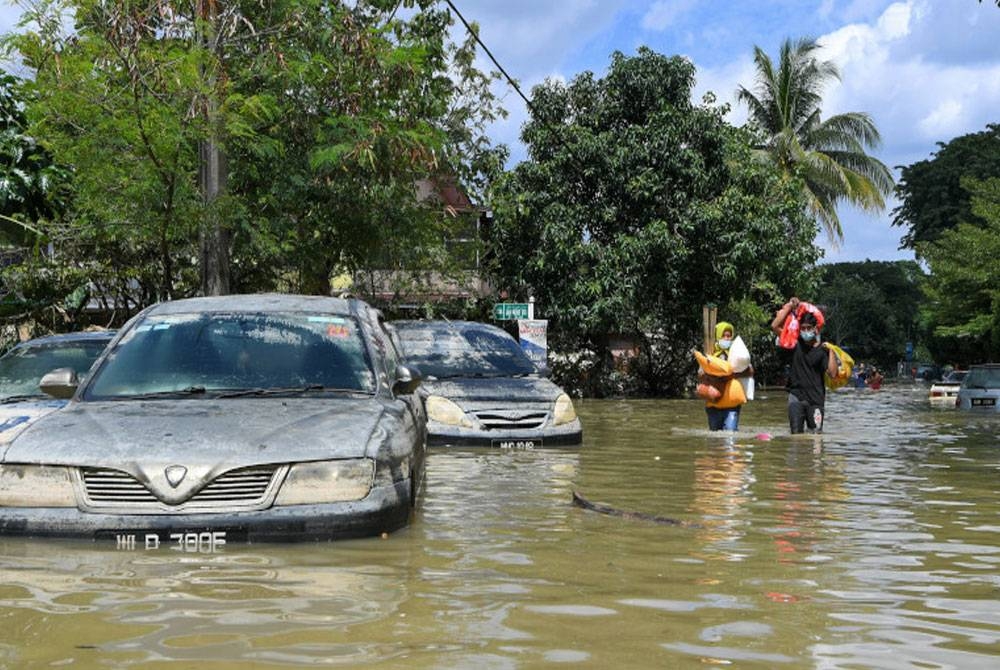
[{"xmin": 801, "ymin": 327, "xmax": 817, "ymax": 342}]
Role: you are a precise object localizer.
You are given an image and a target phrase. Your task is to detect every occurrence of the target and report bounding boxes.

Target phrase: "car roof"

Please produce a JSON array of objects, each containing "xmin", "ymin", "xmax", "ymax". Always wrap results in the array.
[
  {"xmin": 14, "ymin": 330, "xmax": 116, "ymax": 349},
  {"xmin": 144, "ymin": 293, "xmax": 363, "ymax": 317},
  {"xmin": 969, "ymin": 363, "xmax": 1000, "ymax": 369}
]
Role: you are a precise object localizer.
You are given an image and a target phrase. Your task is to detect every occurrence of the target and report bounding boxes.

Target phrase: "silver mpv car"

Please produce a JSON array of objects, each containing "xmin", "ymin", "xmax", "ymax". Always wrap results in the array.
[
  {"xmin": 956, "ymin": 364, "xmax": 1000, "ymax": 412},
  {"xmin": 392, "ymin": 320, "xmax": 582, "ymax": 448},
  {"xmin": 0, "ymin": 294, "xmax": 425, "ymax": 545}
]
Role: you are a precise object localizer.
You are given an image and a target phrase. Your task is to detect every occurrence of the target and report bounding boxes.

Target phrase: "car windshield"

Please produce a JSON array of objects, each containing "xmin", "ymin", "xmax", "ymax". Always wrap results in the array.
[
  {"xmin": 396, "ymin": 324, "xmax": 536, "ymax": 378},
  {"xmin": 0, "ymin": 340, "xmax": 109, "ymax": 401},
  {"xmin": 85, "ymin": 312, "xmax": 376, "ymax": 399},
  {"xmin": 963, "ymin": 367, "xmax": 1000, "ymax": 390},
  {"xmin": 943, "ymin": 370, "xmax": 967, "ymax": 383}
]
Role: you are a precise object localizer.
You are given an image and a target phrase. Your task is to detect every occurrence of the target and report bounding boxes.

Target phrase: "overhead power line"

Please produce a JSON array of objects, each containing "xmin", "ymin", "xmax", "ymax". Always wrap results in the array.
[{"xmin": 442, "ymin": 0, "xmax": 535, "ymax": 115}]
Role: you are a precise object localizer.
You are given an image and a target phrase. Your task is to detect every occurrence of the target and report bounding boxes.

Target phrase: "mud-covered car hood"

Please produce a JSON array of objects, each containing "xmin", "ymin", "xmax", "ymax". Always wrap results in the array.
[
  {"xmin": 3, "ymin": 397, "xmax": 385, "ymax": 469},
  {"xmin": 418, "ymin": 376, "xmax": 563, "ymax": 403},
  {"xmin": 0, "ymin": 399, "xmax": 67, "ymax": 446}
]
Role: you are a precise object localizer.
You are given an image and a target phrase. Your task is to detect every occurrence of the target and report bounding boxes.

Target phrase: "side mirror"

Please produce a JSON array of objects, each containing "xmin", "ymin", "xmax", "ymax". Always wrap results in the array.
[
  {"xmin": 39, "ymin": 367, "xmax": 80, "ymax": 400},
  {"xmin": 392, "ymin": 365, "xmax": 422, "ymax": 395}
]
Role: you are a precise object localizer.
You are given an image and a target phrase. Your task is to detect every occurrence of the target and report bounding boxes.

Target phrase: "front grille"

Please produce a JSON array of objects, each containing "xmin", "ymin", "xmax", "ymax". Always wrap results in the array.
[
  {"xmin": 474, "ymin": 411, "xmax": 548, "ymax": 431},
  {"xmin": 81, "ymin": 465, "xmax": 280, "ymax": 510}
]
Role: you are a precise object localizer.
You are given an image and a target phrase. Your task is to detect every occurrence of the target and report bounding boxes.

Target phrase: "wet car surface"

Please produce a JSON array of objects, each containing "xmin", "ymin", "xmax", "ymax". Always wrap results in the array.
[
  {"xmin": 929, "ymin": 369, "xmax": 966, "ymax": 405},
  {"xmin": 0, "ymin": 294, "xmax": 425, "ymax": 544},
  {"xmin": 0, "ymin": 331, "xmax": 114, "ymax": 444},
  {"xmin": 956, "ymin": 364, "xmax": 1000, "ymax": 412},
  {"xmin": 392, "ymin": 320, "xmax": 582, "ymax": 447}
]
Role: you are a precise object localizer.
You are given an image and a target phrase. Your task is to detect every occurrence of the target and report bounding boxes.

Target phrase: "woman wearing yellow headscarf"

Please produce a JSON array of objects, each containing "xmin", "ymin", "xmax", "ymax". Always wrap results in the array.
[{"xmin": 700, "ymin": 321, "xmax": 753, "ymax": 431}]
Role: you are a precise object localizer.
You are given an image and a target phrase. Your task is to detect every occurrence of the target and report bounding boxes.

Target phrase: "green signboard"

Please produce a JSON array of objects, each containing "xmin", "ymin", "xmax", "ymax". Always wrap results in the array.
[{"xmin": 493, "ymin": 302, "xmax": 530, "ymax": 320}]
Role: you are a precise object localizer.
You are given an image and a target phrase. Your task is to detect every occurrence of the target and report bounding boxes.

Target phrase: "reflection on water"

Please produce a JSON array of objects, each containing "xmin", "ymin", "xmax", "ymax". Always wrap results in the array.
[{"xmin": 1, "ymin": 384, "xmax": 999, "ymax": 667}]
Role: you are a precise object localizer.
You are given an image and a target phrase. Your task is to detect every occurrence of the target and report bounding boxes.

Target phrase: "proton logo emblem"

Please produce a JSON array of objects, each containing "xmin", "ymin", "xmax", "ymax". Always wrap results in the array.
[{"xmin": 164, "ymin": 465, "xmax": 188, "ymax": 488}]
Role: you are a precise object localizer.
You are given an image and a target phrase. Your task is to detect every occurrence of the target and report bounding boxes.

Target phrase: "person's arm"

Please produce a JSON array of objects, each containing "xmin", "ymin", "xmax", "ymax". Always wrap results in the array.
[
  {"xmin": 770, "ymin": 297, "xmax": 800, "ymax": 336},
  {"xmin": 823, "ymin": 343, "xmax": 838, "ymax": 378}
]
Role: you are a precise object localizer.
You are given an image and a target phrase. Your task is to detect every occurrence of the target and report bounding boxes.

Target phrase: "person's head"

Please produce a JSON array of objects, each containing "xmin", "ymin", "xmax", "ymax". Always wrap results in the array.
[
  {"xmin": 714, "ymin": 321, "xmax": 735, "ymax": 351},
  {"xmin": 799, "ymin": 312, "xmax": 819, "ymax": 342}
]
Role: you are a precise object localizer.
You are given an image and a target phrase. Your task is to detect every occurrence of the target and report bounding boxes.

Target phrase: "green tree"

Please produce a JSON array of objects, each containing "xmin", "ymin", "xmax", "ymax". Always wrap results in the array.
[
  {"xmin": 489, "ymin": 48, "xmax": 820, "ymax": 397},
  {"xmin": 917, "ymin": 177, "xmax": 1000, "ymax": 364},
  {"xmin": 892, "ymin": 124, "xmax": 1000, "ymax": 250},
  {"xmin": 0, "ymin": 70, "xmax": 69, "ymax": 248},
  {"xmin": 815, "ymin": 260, "xmax": 925, "ymax": 368},
  {"xmin": 6, "ymin": 0, "xmax": 504, "ymax": 310},
  {"xmin": 737, "ymin": 37, "xmax": 894, "ymax": 241}
]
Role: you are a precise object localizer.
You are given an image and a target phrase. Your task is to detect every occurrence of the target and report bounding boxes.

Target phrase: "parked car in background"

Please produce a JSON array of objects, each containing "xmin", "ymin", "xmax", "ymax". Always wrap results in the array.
[
  {"xmin": 0, "ymin": 330, "xmax": 114, "ymax": 444},
  {"xmin": 914, "ymin": 363, "xmax": 941, "ymax": 382},
  {"xmin": 0, "ymin": 294, "xmax": 425, "ymax": 544},
  {"xmin": 929, "ymin": 370, "xmax": 967, "ymax": 406},
  {"xmin": 956, "ymin": 364, "xmax": 1000, "ymax": 412},
  {"xmin": 392, "ymin": 320, "xmax": 582, "ymax": 448}
]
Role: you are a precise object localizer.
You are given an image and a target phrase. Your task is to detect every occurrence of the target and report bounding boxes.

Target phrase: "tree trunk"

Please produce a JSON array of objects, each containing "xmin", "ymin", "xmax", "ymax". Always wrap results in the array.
[
  {"xmin": 199, "ymin": 137, "xmax": 230, "ymax": 296},
  {"xmin": 197, "ymin": 0, "xmax": 230, "ymax": 296}
]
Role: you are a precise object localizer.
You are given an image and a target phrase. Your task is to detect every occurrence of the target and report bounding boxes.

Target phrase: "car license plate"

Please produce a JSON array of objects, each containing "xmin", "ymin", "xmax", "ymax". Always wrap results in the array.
[
  {"xmin": 971, "ymin": 398, "xmax": 997, "ymax": 407},
  {"xmin": 101, "ymin": 529, "xmax": 238, "ymax": 552},
  {"xmin": 492, "ymin": 439, "xmax": 540, "ymax": 449}
]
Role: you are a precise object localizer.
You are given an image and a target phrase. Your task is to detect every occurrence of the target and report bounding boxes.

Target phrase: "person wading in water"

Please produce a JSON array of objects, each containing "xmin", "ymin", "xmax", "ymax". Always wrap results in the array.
[{"xmin": 771, "ymin": 297, "xmax": 838, "ymax": 433}]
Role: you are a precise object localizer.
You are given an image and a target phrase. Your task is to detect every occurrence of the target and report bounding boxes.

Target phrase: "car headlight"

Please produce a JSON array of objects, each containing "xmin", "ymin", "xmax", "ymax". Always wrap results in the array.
[
  {"xmin": 553, "ymin": 393, "xmax": 577, "ymax": 425},
  {"xmin": 0, "ymin": 465, "xmax": 77, "ymax": 507},
  {"xmin": 274, "ymin": 459, "xmax": 375, "ymax": 506},
  {"xmin": 426, "ymin": 395, "xmax": 473, "ymax": 427}
]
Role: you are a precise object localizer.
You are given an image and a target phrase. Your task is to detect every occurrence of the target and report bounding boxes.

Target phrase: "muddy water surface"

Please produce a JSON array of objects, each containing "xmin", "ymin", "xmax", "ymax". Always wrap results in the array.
[{"xmin": 2, "ymin": 385, "xmax": 999, "ymax": 668}]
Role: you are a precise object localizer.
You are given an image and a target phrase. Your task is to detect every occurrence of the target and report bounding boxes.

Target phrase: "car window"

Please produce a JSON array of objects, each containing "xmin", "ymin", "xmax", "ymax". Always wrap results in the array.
[
  {"xmin": 377, "ymin": 320, "xmax": 400, "ymax": 381},
  {"xmin": 964, "ymin": 367, "xmax": 1000, "ymax": 390},
  {"xmin": 0, "ymin": 340, "xmax": 109, "ymax": 400},
  {"xmin": 85, "ymin": 312, "xmax": 376, "ymax": 398},
  {"xmin": 395, "ymin": 324, "xmax": 536, "ymax": 378}
]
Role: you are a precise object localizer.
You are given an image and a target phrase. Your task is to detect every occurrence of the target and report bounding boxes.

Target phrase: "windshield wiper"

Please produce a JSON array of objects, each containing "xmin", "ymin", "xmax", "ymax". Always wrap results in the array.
[
  {"xmin": 433, "ymin": 372, "xmax": 504, "ymax": 380},
  {"xmin": 125, "ymin": 386, "xmax": 207, "ymax": 399},
  {"xmin": 0, "ymin": 393, "xmax": 49, "ymax": 404},
  {"xmin": 215, "ymin": 385, "xmax": 371, "ymax": 398}
]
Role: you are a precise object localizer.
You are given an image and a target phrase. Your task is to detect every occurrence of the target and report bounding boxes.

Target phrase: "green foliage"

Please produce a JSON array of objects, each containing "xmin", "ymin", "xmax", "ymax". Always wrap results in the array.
[
  {"xmin": 917, "ymin": 177, "xmax": 1000, "ymax": 363},
  {"xmin": 3, "ymin": 0, "xmax": 505, "ymax": 316},
  {"xmin": 892, "ymin": 123, "xmax": 1000, "ymax": 250},
  {"xmin": 737, "ymin": 38, "xmax": 894, "ymax": 241},
  {"xmin": 815, "ymin": 260, "xmax": 925, "ymax": 368},
  {"xmin": 0, "ymin": 70, "xmax": 69, "ymax": 247},
  {"xmin": 488, "ymin": 48, "xmax": 820, "ymax": 396}
]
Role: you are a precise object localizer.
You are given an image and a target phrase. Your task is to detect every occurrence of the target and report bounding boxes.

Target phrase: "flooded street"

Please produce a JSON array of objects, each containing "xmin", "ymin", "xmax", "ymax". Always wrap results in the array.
[{"xmin": 2, "ymin": 385, "xmax": 999, "ymax": 668}]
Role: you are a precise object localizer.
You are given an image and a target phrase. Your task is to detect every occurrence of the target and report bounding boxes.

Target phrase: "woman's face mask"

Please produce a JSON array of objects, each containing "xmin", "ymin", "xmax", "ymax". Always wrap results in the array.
[{"xmin": 718, "ymin": 338, "xmax": 733, "ymax": 350}]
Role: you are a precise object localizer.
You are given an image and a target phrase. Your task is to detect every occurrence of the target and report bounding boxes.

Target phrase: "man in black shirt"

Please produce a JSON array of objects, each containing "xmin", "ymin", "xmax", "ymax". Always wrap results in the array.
[{"xmin": 771, "ymin": 297, "xmax": 839, "ymax": 433}]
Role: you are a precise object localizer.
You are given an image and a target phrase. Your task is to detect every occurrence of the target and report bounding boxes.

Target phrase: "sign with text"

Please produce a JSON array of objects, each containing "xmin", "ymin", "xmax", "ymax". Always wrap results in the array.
[
  {"xmin": 518, "ymin": 319, "xmax": 548, "ymax": 373},
  {"xmin": 493, "ymin": 302, "xmax": 530, "ymax": 320}
]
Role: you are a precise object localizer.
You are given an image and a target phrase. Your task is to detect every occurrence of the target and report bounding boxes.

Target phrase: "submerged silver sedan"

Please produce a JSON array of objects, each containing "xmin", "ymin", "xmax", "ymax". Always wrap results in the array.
[
  {"xmin": 0, "ymin": 294, "xmax": 425, "ymax": 545},
  {"xmin": 392, "ymin": 320, "xmax": 582, "ymax": 448}
]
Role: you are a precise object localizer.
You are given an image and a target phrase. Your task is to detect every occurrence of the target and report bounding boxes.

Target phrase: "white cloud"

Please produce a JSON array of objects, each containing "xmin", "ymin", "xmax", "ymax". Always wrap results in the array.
[
  {"xmin": 641, "ymin": 0, "xmax": 696, "ymax": 32},
  {"xmin": 692, "ymin": 55, "xmax": 756, "ymax": 126},
  {"xmin": 918, "ymin": 99, "xmax": 964, "ymax": 138}
]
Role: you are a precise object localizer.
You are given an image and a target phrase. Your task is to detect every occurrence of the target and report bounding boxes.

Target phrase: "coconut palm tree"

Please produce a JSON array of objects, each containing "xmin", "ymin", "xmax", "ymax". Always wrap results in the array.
[{"xmin": 737, "ymin": 37, "xmax": 894, "ymax": 242}]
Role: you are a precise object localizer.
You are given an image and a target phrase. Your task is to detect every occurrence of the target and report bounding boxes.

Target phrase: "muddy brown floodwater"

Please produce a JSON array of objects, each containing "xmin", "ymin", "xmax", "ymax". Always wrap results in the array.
[{"xmin": 1, "ymin": 384, "xmax": 999, "ymax": 668}]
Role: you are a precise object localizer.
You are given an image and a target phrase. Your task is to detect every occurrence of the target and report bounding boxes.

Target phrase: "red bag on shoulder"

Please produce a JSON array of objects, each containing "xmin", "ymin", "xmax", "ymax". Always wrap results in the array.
[{"xmin": 779, "ymin": 302, "xmax": 825, "ymax": 349}]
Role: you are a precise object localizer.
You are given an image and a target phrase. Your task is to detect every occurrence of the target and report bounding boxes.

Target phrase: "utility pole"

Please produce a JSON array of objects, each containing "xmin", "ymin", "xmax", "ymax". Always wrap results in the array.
[{"xmin": 197, "ymin": 0, "xmax": 230, "ymax": 296}]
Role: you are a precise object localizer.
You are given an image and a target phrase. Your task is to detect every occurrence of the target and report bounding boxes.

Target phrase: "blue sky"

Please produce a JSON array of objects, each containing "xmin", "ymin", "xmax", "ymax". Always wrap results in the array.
[{"xmin": 3, "ymin": 1, "xmax": 999, "ymax": 263}]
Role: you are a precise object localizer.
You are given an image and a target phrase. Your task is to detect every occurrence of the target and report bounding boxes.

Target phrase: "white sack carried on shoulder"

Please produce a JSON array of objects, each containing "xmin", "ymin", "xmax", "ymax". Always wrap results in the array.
[{"xmin": 728, "ymin": 336, "xmax": 751, "ymax": 373}]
